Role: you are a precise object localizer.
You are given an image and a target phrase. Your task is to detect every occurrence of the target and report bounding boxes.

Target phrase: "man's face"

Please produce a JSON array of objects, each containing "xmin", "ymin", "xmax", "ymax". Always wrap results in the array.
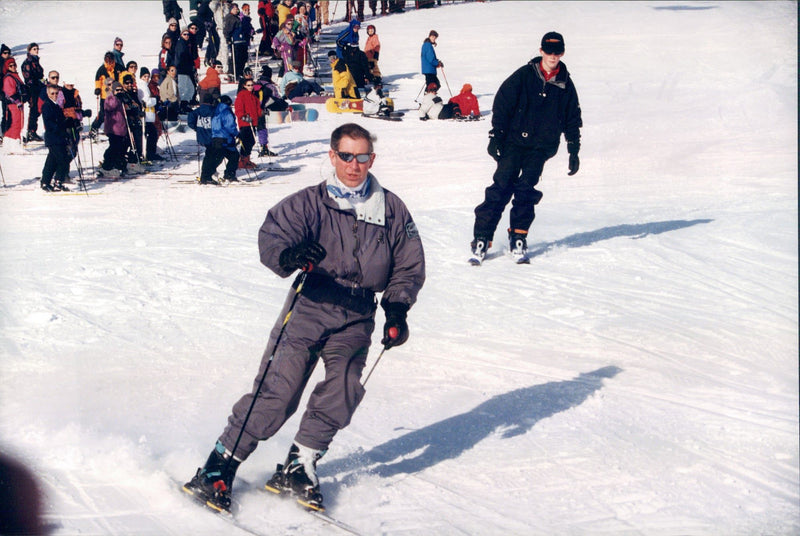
[
  {"xmin": 540, "ymin": 50, "xmax": 563, "ymax": 72},
  {"xmin": 47, "ymin": 88, "xmax": 59, "ymax": 103},
  {"xmin": 181, "ymin": 31, "xmax": 190, "ymax": 40},
  {"xmin": 329, "ymin": 135, "xmax": 375, "ymax": 188}
]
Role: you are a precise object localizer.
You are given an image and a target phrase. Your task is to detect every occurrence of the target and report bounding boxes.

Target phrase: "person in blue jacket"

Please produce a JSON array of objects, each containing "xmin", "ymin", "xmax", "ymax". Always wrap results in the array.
[
  {"xmin": 204, "ymin": 95, "xmax": 240, "ymax": 184},
  {"xmin": 420, "ymin": 30, "xmax": 442, "ymax": 91},
  {"xmin": 335, "ymin": 19, "xmax": 360, "ymax": 59}
]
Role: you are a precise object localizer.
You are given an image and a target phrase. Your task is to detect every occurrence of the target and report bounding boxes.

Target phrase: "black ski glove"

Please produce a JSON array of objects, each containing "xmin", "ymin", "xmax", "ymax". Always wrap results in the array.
[
  {"xmin": 567, "ymin": 140, "xmax": 580, "ymax": 176},
  {"xmin": 278, "ymin": 241, "xmax": 327, "ymax": 272},
  {"xmin": 380, "ymin": 299, "xmax": 410, "ymax": 349},
  {"xmin": 487, "ymin": 129, "xmax": 504, "ymax": 162},
  {"xmin": 94, "ymin": 88, "xmax": 101, "ymax": 96}
]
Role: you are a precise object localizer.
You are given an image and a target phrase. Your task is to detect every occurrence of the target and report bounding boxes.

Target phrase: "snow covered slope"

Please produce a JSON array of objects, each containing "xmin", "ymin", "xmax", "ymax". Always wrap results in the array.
[{"xmin": 0, "ymin": 1, "xmax": 797, "ymax": 534}]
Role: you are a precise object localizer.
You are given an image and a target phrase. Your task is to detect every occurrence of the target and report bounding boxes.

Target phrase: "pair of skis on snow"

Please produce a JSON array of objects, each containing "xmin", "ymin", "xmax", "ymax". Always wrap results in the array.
[{"xmin": 178, "ymin": 477, "xmax": 363, "ymax": 536}]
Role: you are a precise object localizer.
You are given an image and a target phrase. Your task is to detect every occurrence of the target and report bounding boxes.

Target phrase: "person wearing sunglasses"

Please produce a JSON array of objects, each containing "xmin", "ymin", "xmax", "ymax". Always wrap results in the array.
[
  {"xmin": 40, "ymin": 84, "xmax": 72, "ymax": 191},
  {"xmin": 184, "ymin": 122, "xmax": 426, "ymax": 514}
]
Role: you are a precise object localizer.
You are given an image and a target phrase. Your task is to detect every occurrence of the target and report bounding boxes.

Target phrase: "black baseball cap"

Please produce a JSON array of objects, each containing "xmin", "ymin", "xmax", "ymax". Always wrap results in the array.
[{"xmin": 541, "ymin": 31, "xmax": 565, "ymax": 54}]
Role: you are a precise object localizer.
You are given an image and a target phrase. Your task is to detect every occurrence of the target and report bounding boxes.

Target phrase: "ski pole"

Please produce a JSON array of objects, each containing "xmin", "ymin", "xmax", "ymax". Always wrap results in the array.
[
  {"xmin": 414, "ymin": 81, "xmax": 426, "ymax": 104},
  {"xmin": 440, "ymin": 66, "xmax": 453, "ymax": 98},
  {"xmin": 0, "ymin": 158, "xmax": 6, "ymax": 187},
  {"xmin": 225, "ymin": 267, "xmax": 310, "ymax": 473},
  {"xmin": 362, "ymin": 327, "xmax": 398, "ymax": 388}
]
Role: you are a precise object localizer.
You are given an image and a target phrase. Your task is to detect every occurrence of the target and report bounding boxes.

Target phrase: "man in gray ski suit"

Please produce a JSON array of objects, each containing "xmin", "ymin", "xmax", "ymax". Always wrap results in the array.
[{"xmin": 184, "ymin": 123, "xmax": 426, "ymax": 513}]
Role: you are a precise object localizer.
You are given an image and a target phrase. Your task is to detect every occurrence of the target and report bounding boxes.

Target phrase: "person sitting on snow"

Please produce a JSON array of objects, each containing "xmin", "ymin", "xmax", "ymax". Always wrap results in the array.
[
  {"xmin": 362, "ymin": 83, "xmax": 394, "ymax": 117},
  {"xmin": 448, "ymin": 83, "xmax": 480, "ymax": 119},
  {"xmin": 418, "ymin": 83, "xmax": 459, "ymax": 121}
]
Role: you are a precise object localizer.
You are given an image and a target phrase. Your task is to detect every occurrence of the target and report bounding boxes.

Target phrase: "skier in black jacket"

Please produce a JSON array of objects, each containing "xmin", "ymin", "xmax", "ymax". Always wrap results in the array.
[{"xmin": 470, "ymin": 31, "xmax": 582, "ymax": 265}]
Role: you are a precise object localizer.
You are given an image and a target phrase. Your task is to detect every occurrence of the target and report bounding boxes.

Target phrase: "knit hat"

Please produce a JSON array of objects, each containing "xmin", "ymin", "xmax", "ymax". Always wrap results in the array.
[
  {"xmin": 140, "ymin": 66, "xmax": 150, "ymax": 77},
  {"xmin": 426, "ymin": 82, "xmax": 438, "ymax": 91},
  {"xmin": 168, "ymin": 17, "xmax": 178, "ymax": 26},
  {"xmin": 122, "ymin": 73, "xmax": 134, "ymax": 84},
  {"xmin": 540, "ymin": 31, "xmax": 564, "ymax": 55},
  {"xmin": 461, "ymin": 83, "xmax": 472, "ymax": 93},
  {"xmin": 27, "ymin": 42, "xmax": 39, "ymax": 52},
  {"xmin": 151, "ymin": 68, "xmax": 161, "ymax": 78},
  {"xmin": 0, "ymin": 43, "xmax": 10, "ymax": 56},
  {"xmin": 114, "ymin": 37, "xmax": 123, "ymax": 46},
  {"xmin": 110, "ymin": 81, "xmax": 123, "ymax": 92}
]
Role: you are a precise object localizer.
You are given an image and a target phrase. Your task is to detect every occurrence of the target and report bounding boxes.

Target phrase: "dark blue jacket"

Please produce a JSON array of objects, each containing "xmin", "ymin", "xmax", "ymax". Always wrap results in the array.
[
  {"xmin": 336, "ymin": 19, "xmax": 360, "ymax": 59},
  {"xmin": 491, "ymin": 57, "xmax": 582, "ymax": 150},
  {"xmin": 420, "ymin": 40, "xmax": 439, "ymax": 75},
  {"xmin": 188, "ymin": 103, "xmax": 216, "ymax": 147},
  {"xmin": 42, "ymin": 98, "xmax": 67, "ymax": 147}
]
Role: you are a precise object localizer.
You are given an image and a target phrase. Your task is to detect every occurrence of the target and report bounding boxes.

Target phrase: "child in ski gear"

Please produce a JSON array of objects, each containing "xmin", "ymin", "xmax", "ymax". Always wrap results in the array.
[
  {"xmin": 183, "ymin": 122, "xmax": 426, "ymax": 513},
  {"xmin": 21, "ymin": 43, "xmax": 44, "ymax": 142},
  {"xmin": 420, "ymin": 30, "xmax": 442, "ymax": 91},
  {"xmin": 362, "ymin": 83, "xmax": 393, "ymax": 116},
  {"xmin": 364, "ymin": 24, "xmax": 382, "ymax": 83},
  {"xmin": 204, "ymin": 94, "xmax": 240, "ymax": 182},
  {"xmin": 329, "ymin": 51, "xmax": 358, "ymax": 99},
  {"xmin": 418, "ymin": 83, "xmax": 459, "ymax": 120},
  {"xmin": 188, "ymin": 93, "xmax": 220, "ymax": 184},
  {"xmin": 280, "ymin": 60, "xmax": 324, "ymax": 100},
  {"xmin": 470, "ymin": 31, "xmax": 582, "ymax": 264},
  {"xmin": 40, "ymin": 84, "xmax": 71, "ymax": 191},
  {"xmin": 448, "ymin": 83, "xmax": 480, "ymax": 118}
]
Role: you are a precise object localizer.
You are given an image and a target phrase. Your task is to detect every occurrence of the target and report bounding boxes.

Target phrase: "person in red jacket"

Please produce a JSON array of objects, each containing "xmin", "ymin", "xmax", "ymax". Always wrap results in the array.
[
  {"xmin": 449, "ymin": 83, "xmax": 480, "ymax": 118},
  {"xmin": 234, "ymin": 78, "xmax": 262, "ymax": 169}
]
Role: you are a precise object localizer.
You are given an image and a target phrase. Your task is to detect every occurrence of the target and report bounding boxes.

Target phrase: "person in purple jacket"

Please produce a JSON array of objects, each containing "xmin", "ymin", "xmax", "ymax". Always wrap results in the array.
[
  {"xmin": 98, "ymin": 80, "xmax": 130, "ymax": 177},
  {"xmin": 184, "ymin": 123, "xmax": 426, "ymax": 513}
]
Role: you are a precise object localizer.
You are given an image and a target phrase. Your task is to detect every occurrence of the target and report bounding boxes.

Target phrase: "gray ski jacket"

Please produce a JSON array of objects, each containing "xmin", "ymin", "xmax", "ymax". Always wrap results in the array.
[{"xmin": 259, "ymin": 174, "xmax": 425, "ymax": 312}]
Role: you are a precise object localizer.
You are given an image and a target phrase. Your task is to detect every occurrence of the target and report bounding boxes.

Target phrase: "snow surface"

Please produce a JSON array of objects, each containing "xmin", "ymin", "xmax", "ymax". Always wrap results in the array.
[{"xmin": 1, "ymin": 1, "xmax": 798, "ymax": 534}]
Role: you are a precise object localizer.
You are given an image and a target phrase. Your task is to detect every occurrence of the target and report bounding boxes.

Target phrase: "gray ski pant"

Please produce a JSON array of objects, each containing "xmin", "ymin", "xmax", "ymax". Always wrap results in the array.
[{"xmin": 219, "ymin": 291, "xmax": 376, "ymax": 459}]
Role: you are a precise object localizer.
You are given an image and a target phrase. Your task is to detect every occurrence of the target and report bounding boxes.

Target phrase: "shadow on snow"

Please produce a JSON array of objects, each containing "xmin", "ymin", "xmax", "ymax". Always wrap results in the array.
[
  {"xmin": 321, "ymin": 366, "xmax": 622, "ymax": 498},
  {"xmin": 528, "ymin": 219, "xmax": 713, "ymax": 259}
]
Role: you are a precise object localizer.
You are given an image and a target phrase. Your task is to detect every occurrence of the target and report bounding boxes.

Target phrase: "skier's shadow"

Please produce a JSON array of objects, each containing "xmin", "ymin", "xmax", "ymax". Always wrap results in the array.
[
  {"xmin": 528, "ymin": 219, "xmax": 713, "ymax": 259},
  {"xmin": 321, "ymin": 366, "xmax": 622, "ymax": 492}
]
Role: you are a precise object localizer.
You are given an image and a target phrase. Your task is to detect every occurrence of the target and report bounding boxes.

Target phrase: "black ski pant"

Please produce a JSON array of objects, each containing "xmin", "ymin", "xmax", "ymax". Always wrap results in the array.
[
  {"xmin": 102, "ymin": 133, "xmax": 129, "ymax": 171},
  {"xmin": 473, "ymin": 143, "xmax": 556, "ymax": 242},
  {"xmin": 41, "ymin": 144, "xmax": 71, "ymax": 186},
  {"xmin": 238, "ymin": 126, "xmax": 255, "ymax": 157},
  {"xmin": 144, "ymin": 122, "xmax": 159, "ymax": 160},
  {"xmin": 202, "ymin": 140, "xmax": 239, "ymax": 180},
  {"xmin": 27, "ymin": 86, "xmax": 41, "ymax": 134},
  {"xmin": 91, "ymin": 98, "xmax": 105, "ymax": 131}
]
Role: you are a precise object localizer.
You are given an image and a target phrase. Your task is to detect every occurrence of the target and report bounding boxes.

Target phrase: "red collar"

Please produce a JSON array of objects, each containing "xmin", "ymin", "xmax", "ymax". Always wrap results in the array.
[{"xmin": 539, "ymin": 63, "xmax": 560, "ymax": 82}]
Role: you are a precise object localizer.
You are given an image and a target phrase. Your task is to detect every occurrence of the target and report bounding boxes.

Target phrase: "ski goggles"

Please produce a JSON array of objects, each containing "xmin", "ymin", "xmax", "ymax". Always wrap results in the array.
[{"xmin": 335, "ymin": 151, "xmax": 372, "ymax": 164}]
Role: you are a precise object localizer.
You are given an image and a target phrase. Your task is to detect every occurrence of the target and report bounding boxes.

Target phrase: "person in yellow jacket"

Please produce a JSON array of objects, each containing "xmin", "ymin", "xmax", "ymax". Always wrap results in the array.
[
  {"xmin": 89, "ymin": 51, "xmax": 123, "ymax": 139},
  {"xmin": 276, "ymin": 0, "xmax": 294, "ymax": 29},
  {"xmin": 328, "ymin": 51, "xmax": 358, "ymax": 99}
]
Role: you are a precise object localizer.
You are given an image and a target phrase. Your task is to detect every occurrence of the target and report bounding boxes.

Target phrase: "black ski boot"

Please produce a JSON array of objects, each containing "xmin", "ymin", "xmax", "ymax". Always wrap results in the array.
[
  {"xmin": 509, "ymin": 230, "xmax": 529, "ymax": 264},
  {"xmin": 258, "ymin": 145, "xmax": 278, "ymax": 157},
  {"xmin": 265, "ymin": 443, "xmax": 326, "ymax": 511},
  {"xmin": 469, "ymin": 237, "xmax": 490, "ymax": 265},
  {"xmin": 183, "ymin": 442, "xmax": 241, "ymax": 513}
]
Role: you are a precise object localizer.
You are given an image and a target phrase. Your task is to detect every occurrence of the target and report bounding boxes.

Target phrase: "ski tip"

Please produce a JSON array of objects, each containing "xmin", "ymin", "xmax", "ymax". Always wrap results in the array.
[{"xmin": 297, "ymin": 498, "xmax": 325, "ymax": 512}]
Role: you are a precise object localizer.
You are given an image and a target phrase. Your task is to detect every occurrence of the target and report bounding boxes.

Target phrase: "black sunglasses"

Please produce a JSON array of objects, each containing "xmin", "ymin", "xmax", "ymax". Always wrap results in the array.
[{"xmin": 336, "ymin": 151, "xmax": 371, "ymax": 163}]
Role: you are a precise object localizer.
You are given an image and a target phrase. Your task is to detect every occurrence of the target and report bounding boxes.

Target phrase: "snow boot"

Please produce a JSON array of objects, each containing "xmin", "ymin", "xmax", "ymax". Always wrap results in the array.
[
  {"xmin": 265, "ymin": 443, "xmax": 326, "ymax": 511},
  {"xmin": 40, "ymin": 181, "xmax": 55, "ymax": 192},
  {"xmin": 198, "ymin": 176, "xmax": 220, "ymax": 185},
  {"xmin": 468, "ymin": 237, "xmax": 490, "ymax": 266},
  {"xmin": 258, "ymin": 145, "xmax": 278, "ymax": 157},
  {"xmin": 54, "ymin": 181, "xmax": 69, "ymax": 192},
  {"xmin": 238, "ymin": 155, "xmax": 256, "ymax": 170},
  {"xmin": 509, "ymin": 230, "xmax": 529, "ymax": 264},
  {"xmin": 25, "ymin": 131, "xmax": 43, "ymax": 143},
  {"xmin": 183, "ymin": 442, "xmax": 241, "ymax": 513}
]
